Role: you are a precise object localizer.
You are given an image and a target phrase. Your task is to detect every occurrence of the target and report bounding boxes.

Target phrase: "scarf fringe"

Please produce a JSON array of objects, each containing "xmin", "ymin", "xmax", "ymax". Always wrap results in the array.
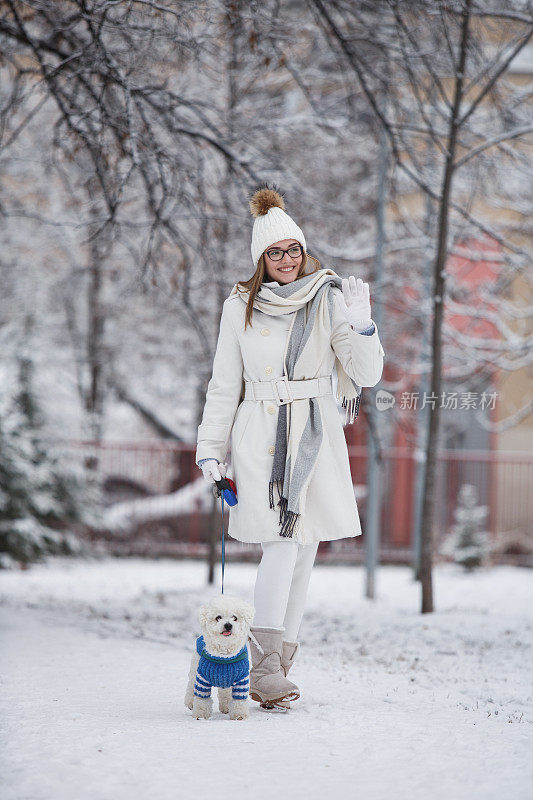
[
  {"xmin": 277, "ymin": 496, "xmax": 300, "ymax": 538},
  {"xmin": 269, "ymin": 478, "xmax": 284, "ymax": 510},
  {"xmin": 337, "ymin": 391, "xmax": 361, "ymax": 425},
  {"xmin": 268, "ymin": 484, "xmax": 299, "ymax": 538}
]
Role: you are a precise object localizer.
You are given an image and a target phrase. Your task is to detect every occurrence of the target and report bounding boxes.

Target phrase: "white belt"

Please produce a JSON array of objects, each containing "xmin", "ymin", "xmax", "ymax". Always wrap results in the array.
[{"xmin": 244, "ymin": 375, "xmax": 333, "ymax": 406}]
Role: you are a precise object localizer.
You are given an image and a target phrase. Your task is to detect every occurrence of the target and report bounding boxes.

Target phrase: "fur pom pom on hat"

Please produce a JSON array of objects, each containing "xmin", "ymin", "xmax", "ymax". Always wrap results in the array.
[{"xmin": 249, "ymin": 183, "xmax": 306, "ymax": 268}]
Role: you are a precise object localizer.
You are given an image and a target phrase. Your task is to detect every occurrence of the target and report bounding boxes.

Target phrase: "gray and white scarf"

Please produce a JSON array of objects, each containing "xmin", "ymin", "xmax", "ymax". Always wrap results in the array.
[{"xmin": 229, "ymin": 268, "xmax": 361, "ymax": 538}]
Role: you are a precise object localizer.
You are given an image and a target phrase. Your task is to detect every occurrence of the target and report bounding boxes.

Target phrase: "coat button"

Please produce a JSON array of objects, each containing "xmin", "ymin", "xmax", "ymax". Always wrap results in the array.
[
  {"xmin": 267, "ymin": 405, "xmax": 276, "ymax": 414},
  {"xmin": 260, "ymin": 327, "xmax": 270, "ymax": 336},
  {"xmin": 269, "ymin": 446, "xmax": 275, "ymax": 455},
  {"xmin": 265, "ymin": 365, "xmax": 273, "ymax": 375}
]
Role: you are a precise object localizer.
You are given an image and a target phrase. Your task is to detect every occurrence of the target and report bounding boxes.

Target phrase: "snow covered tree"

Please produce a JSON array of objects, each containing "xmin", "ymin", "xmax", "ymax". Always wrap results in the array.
[
  {"xmin": 0, "ymin": 329, "xmax": 98, "ymax": 566},
  {"xmin": 0, "ymin": 0, "xmax": 382, "ymax": 449},
  {"xmin": 440, "ymin": 483, "xmax": 490, "ymax": 570}
]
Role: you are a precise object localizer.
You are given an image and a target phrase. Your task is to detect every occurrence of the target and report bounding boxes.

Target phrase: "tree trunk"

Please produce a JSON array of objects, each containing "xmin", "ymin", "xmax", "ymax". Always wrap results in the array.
[{"xmin": 419, "ymin": 0, "xmax": 472, "ymax": 613}]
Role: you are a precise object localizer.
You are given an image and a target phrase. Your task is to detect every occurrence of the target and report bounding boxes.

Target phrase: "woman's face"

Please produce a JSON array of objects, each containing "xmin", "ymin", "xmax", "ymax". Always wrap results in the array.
[{"xmin": 263, "ymin": 238, "xmax": 303, "ymax": 284}]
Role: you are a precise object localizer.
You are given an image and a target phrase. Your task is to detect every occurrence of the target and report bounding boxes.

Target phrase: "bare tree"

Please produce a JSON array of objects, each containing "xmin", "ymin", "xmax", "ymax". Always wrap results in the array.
[
  {"xmin": 298, "ymin": 0, "xmax": 533, "ymax": 611},
  {"xmin": 0, "ymin": 1, "xmax": 276, "ymax": 434}
]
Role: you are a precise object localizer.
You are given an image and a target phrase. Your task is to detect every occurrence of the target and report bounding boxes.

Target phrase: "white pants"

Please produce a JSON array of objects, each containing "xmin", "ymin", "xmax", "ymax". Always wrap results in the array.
[{"xmin": 252, "ymin": 540, "xmax": 319, "ymax": 642}]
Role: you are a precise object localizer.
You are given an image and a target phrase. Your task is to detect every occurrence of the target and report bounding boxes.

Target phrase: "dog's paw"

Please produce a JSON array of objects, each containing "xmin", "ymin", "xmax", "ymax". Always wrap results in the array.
[
  {"xmin": 192, "ymin": 696, "xmax": 213, "ymax": 720},
  {"xmin": 229, "ymin": 699, "xmax": 249, "ymax": 720}
]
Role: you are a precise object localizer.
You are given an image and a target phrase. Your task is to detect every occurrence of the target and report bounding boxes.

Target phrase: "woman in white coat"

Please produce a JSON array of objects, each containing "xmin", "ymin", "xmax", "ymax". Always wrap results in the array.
[{"xmin": 196, "ymin": 185, "xmax": 384, "ymax": 710}]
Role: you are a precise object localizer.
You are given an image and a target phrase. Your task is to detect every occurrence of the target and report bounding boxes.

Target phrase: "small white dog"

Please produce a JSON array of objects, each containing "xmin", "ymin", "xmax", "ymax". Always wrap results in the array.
[{"xmin": 184, "ymin": 594, "xmax": 256, "ymax": 720}]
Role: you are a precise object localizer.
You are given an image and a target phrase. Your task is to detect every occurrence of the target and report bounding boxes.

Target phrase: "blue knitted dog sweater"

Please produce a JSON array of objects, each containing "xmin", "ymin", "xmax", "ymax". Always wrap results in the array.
[{"xmin": 194, "ymin": 635, "xmax": 250, "ymax": 701}]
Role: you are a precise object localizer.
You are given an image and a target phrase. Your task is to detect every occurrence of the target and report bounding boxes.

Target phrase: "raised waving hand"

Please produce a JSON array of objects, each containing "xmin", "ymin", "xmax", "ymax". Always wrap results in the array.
[{"xmin": 335, "ymin": 277, "xmax": 372, "ymax": 332}]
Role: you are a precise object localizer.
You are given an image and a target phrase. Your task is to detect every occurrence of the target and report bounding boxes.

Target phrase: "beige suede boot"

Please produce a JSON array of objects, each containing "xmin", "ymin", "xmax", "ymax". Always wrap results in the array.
[
  {"xmin": 272, "ymin": 640, "xmax": 301, "ymax": 710},
  {"xmin": 248, "ymin": 626, "xmax": 300, "ymax": 705},
  {"xmin": 281, "ymin": 640, "xmax": 300, "ymax": 677}
]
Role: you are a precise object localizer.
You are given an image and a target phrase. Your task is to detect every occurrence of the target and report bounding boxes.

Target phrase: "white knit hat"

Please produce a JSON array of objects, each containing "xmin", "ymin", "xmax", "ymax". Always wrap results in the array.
[{"xmin": 249, "ymin": 184, "xmax": 306, "ymax": 268}]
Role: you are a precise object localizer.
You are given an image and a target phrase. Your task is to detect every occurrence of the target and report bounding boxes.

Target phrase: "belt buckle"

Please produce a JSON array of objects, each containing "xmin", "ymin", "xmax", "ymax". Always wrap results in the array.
[{"xmin": 271, "ymin": 376, "xmax": 293, "ymax": 406}]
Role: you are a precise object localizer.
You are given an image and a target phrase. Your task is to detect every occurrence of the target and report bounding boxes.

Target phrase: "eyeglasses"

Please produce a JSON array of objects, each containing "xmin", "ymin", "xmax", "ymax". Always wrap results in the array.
[{"xmin": 265, "ymin": 244, "xmax": 303, "ymax": 261}]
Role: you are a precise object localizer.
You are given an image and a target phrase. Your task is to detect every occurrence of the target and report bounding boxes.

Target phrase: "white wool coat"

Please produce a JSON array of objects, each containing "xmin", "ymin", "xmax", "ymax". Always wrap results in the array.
[{"xmin": 195, "ymin": 282, "xmax": 385, "ymax": 545}]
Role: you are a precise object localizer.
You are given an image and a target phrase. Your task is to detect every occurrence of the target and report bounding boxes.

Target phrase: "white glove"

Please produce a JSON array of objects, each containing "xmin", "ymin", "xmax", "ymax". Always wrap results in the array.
[
  {"xmin": 335, "ymin": 277, "xmax": 372, "ymax": 331},
  {"xmin": 200, "ymin": 460, "xmax": 228, "ymax": 484}
]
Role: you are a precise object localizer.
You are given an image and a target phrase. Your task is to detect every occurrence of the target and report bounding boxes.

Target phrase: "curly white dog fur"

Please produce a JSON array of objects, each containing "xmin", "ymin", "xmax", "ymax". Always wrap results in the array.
[{"xmin": 184, "ymin": 595, "xmax": 255, "ymax": 720}]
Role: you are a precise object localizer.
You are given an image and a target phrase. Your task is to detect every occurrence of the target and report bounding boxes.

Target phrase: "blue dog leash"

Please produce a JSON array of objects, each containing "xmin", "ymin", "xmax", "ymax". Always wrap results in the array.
[
  {"xmin": 213, "ymin": 477, "xmax": 238, "ymax": 595},
  {"xmin": 212, "ymin": 476, "xmax": 265, "ymax": 659},
  {"xmin": 220, "ymin": 494, "xmax": 225, "ymax": 594}
]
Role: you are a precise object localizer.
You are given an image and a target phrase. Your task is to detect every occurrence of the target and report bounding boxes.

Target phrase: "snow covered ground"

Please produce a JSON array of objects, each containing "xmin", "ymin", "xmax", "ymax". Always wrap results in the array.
[{"xmin": 1, "ymin": 556, "xmax": 532, "ymax": 800}]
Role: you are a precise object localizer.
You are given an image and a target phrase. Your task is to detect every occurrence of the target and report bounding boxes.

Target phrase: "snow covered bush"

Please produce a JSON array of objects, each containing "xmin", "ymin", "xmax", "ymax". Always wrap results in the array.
[
  {"xmin": 0, "ymin": 518, "xmax": 85, "ymax": 566},
  {"xmin": 0, "ymin": 354, "xmax": 99, "ymax": 566},
  {"xmin": 440, "ymin": 483, "xmax": 491, "ymax": 571}
]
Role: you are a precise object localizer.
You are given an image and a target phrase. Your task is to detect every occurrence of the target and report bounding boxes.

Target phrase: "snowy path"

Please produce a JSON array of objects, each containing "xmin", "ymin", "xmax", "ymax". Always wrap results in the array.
[{"xmin": 1, "ymin": 557, "xmax": 532, "ymax": 800}]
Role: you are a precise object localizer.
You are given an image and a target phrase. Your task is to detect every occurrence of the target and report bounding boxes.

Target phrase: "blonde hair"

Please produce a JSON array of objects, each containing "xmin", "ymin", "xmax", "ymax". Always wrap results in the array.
[{"xmin": 235, "ymin": 249, "xmax": 322, "ymax": 331}]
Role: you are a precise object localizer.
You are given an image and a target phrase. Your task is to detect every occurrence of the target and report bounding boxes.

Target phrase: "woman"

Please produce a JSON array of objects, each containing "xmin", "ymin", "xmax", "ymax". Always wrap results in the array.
[{"xmin": 196, "ymin": 185, "xmax": 384, "ymax": 710}]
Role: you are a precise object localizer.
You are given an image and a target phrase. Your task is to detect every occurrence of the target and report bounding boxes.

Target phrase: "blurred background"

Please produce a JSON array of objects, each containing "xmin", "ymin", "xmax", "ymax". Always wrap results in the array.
[
  {"xmin": 1, "ymin": 5, "xmax": 533, "ymax": 796},
  {"xmin": 1, "ymin": 0, "xmax": 532, "ymax": 580}
]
